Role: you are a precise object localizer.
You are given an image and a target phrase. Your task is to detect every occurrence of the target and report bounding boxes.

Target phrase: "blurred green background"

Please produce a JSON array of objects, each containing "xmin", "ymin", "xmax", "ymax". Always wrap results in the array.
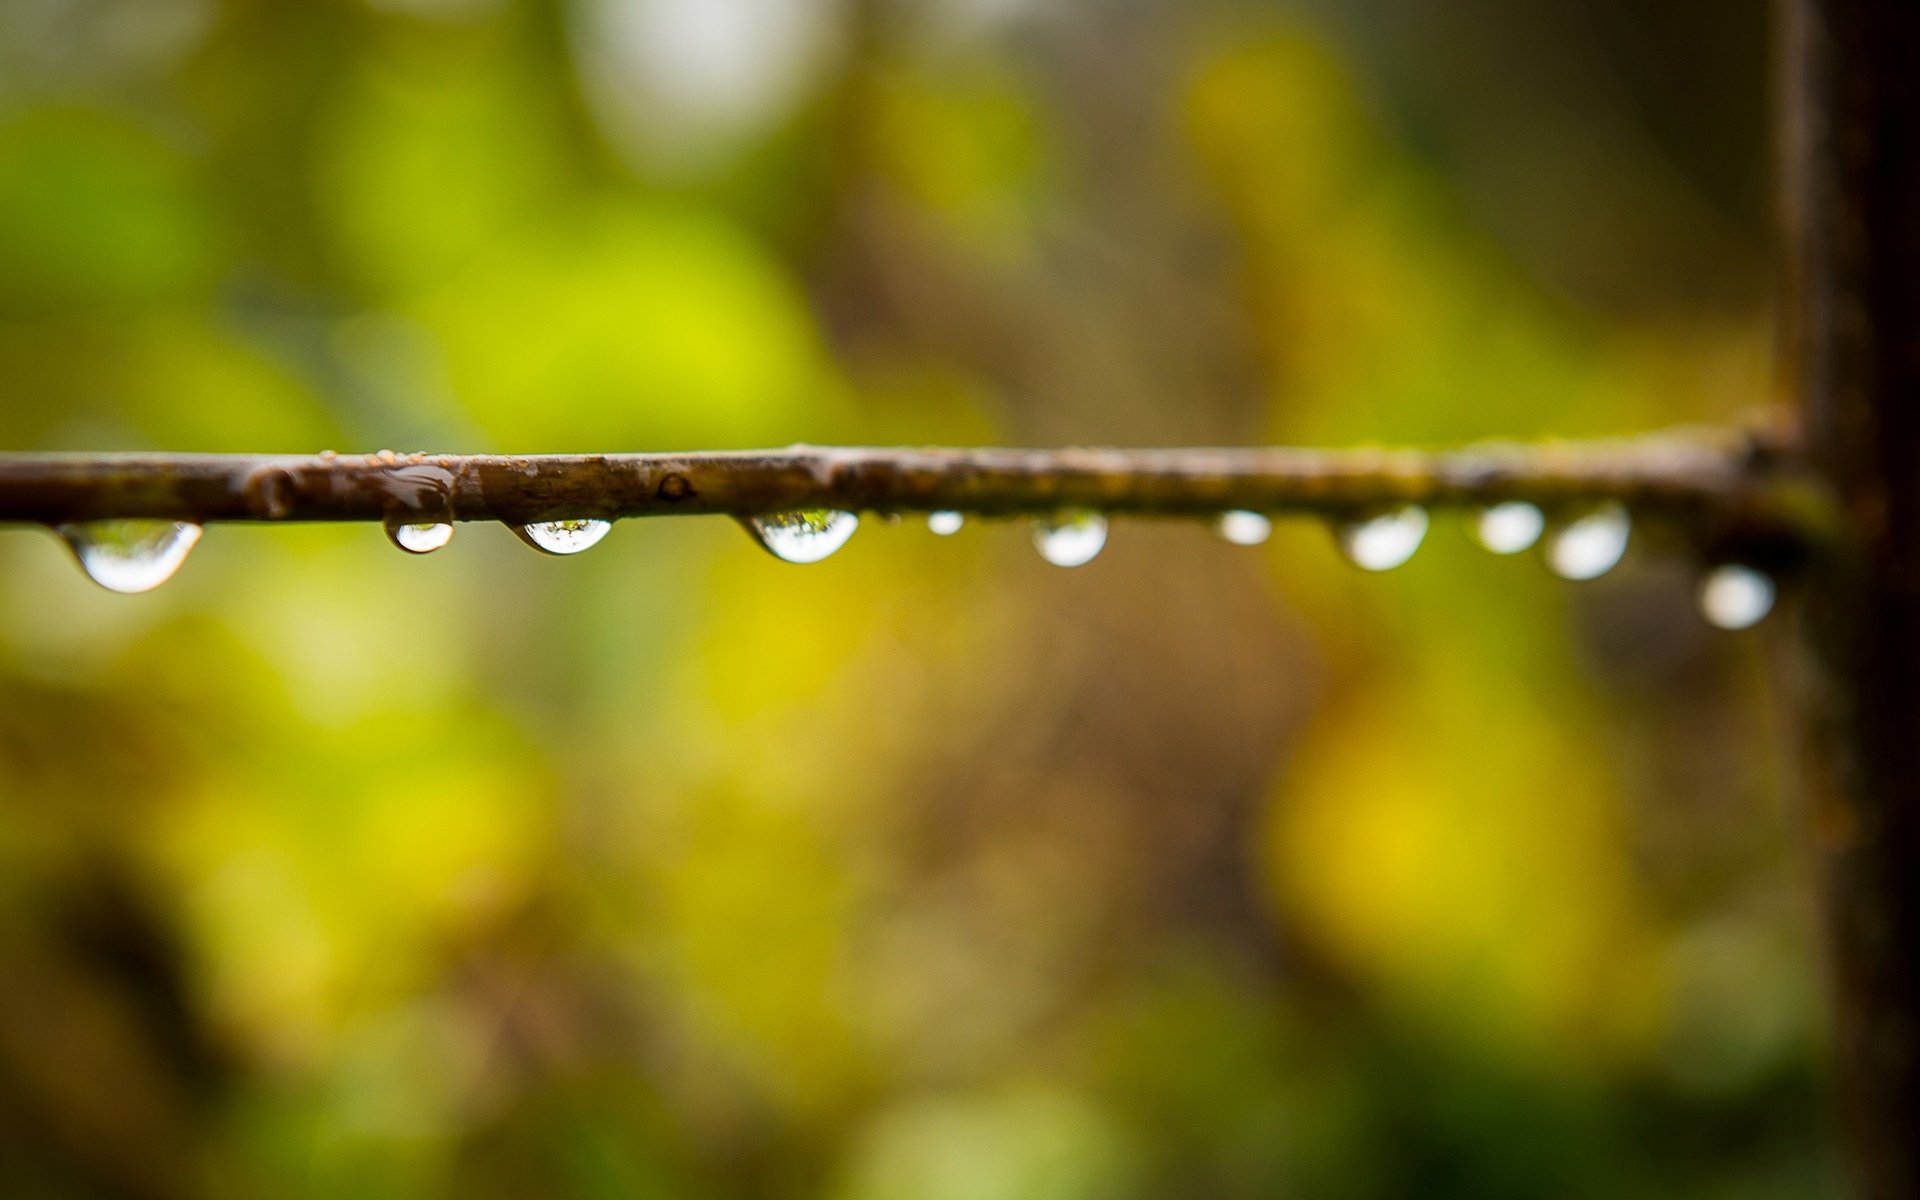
[{"xmin": 0, "ymin": 0, "xmax": 1828, "ymax": 1196}]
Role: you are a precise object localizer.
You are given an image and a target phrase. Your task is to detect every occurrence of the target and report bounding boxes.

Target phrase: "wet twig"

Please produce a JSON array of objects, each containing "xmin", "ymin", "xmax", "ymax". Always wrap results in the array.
[{"xmin": 0, "ymin": 424, "xmax": 1828, "ymax": 554}]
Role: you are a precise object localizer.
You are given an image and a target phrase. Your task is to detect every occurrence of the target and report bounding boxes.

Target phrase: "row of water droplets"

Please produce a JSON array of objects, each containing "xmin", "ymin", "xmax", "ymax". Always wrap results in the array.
[
  {"xmin": 51, "ymin": 499, "xmax": 1776, "ymax": 629},
  {"xmin": 729, "ymin": 500, "xmax": 1769, "ymax": 629},
  {"xmin": 1319, "ymin": 500, "xmax": 1769, "ymax": 629},
  {"xmin": 391, "ymin": 517, "xmax": 616, "ymax": 556},
  {"xmin": 52, "ymin": 515, "xmax": 617, "ymax": 593}
]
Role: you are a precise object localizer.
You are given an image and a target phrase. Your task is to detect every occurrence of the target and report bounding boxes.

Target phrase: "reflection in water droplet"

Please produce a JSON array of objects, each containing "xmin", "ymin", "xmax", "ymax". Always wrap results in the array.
[
  {"xmin": 1032, "ymin": 511, "xmax": 1107, "ymax": 567},
  {"xmin": 388, "ymin": 521, "xmax": 454, "ymax": 554},
  {"xmin": 59, "ymin": 520, "xmax": 203, "ymax": 593},
  {"xmin": 516, "ymin": 518, "xmax": 612, "ymax": 555},
  {"xmin": 1700, "ymin": 564, "xmax": 1776, "ymax": 630},
  {"xmin": 743, "ymin": 510, "xmax": 859, "ymax": 563},
  {"xmin": 1335, "ymin": 506, "xmax": 1428, "ymax": 571},
  {"xmin": 928, "ymin": 511, "xmax": 965, "ymax": 536},
  {"xmin": 1475, "ymin": 501, "xmax": 1545, "ymax": 555},
  {"xmin": 1216, "ymin": 510, "xmax": 1272, "ymax": 546},
  {"xmin": 1546, "ymin": 504, "xmax": 1630, "ymax": 580}
]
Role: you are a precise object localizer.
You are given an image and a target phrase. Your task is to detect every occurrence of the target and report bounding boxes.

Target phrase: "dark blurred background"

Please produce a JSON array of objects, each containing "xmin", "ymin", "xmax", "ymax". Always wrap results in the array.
[{"xmin": 0, "ymin": 0, "xmax": 1827, "ymax": 1196}]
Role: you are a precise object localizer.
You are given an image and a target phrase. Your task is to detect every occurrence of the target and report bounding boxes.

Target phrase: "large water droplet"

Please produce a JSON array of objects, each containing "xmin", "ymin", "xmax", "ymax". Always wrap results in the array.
[
  {"xmin": 388, "ymin": 521, "xmax": 453, "ymax": 554},
  {"xmin": 516, "ymin": 518, "xmax": 612, "ymax": 555},
  {"xmin": 1474, "ymin": 501, "xmax": 1545, "ymax": 555},
  {"xmin": 1032, "ymin": 511, "xmax": 1107, "ymax": 567},
  {"xmin": 928, "ymin": 511, "xmax": 965, "ymax": 536},
  {"xmin": 1546, "ymin": 504, "xmax": 1630, "ymax": 580},
  {"xmin": 1216, "ymin": 510, "xmax": 1272, "ymax": 546},
  {"xmin": 743, "ymin": 510, "xmax": 859, "ymax": 563},
  {"xmin": 59, "ymin": 520, "xmax": 203, "ymax": 593},
  {"xmin": 1699, "ymin": 564, "xmax": 1776, "ymax": 630},
  {"xmin": 1335, "ymin": 506, "xmax": 1428, "ymax": 571}
]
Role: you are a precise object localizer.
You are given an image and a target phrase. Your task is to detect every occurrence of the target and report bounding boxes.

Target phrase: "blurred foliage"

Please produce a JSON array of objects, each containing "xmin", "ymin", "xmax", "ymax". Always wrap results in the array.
[{"xmin": 0, "ymin": 0, "xmax": 1832, "ymax": 1197}]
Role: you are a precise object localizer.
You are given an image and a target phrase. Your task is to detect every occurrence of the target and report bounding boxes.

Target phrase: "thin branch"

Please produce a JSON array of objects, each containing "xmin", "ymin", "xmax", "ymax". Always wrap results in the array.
[{"xmin": 0, "ymin": 425, "xmax": 1827, "ymax": 552}]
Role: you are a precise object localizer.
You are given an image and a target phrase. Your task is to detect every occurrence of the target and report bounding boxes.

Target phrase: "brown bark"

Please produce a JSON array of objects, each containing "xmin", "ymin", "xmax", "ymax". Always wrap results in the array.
[{"xmin": 0, "ymin": 431, "xmax": 1814, "ymax": 547}]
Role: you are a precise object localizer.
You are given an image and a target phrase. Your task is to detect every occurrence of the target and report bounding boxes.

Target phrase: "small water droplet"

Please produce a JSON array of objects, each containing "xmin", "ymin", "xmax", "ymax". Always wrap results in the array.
[
  {"xmin": 1699, "ymin": 564, "xmax": 1776, "ymax": 630},
  {"xmin": 59, "ymin": 520, "xmax": 203, "ymax": 593},
  {"xmin": 388, "ymin": 521, "xmax": 453, "ymax": 554},
  {"xmin": 516, "ymin": 518, "xmax": 612, "ymax": 555},
  {"xmin": 928, "ymin": 511, "xmax": 965, "ymax": 536},
  {"xmin": 1216, "ymin": 510, "xmax": 1272, "ymax": 546},
  {"xmin": 742, "ymin": 510, "xmax": 859, "ymax": 563},
  {"xmin": 1335, "ymin": 506, "xmax": 1428, "ymax": 571},
  {"xmin": 1546, "ymin": 504, "xmax": 1630, "ymax": 580},
  {"xmin": 1032, "ymin": 511, "xmax": 1107, "ymax": 567},
  {"xmin": 1474, "ymin": 501, "xmax": 1545, "ymax": 555}
]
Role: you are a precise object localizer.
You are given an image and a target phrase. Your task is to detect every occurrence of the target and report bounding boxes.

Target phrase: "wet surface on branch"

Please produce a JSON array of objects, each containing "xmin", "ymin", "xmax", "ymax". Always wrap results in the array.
[{"xmin": 0, "ymin": 426, "xmax": 1824, "ymax": 548}]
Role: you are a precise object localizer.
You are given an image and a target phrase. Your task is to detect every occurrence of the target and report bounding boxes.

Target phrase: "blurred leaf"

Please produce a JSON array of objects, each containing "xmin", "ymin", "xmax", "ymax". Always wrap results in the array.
[
  {"xmin": 835, "ymin": 1085, "xmax": 1136, "ymax": 1200},
  {"xmin": 0, "ymin": 105, "xmax": 212, "ymax": 316},
  {"xmin": 317, "ymin": 45, "xmax": 564, "ymax": 297},
  {"xmin": 415, "ymin": 200, "xmax": 848, "ymax": 450}
]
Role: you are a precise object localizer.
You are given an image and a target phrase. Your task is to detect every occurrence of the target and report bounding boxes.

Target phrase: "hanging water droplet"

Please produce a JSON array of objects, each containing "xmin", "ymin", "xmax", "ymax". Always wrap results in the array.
[
  {"xmin": 1216, "ymin": 510, "xmax": 1272, "ymax": 546},
  {"xmin": 1334, "ymin": 506, "xmax": 1428, "ymax": 571},
  {"xmin": 1699, "ymin": 564, "xmax": 1776, "ymax": 630},
  {"xmin": 742, "ymin": 510, "xmax": 859, "ymax": 563},
  {"xmin": 1474, "ymin": 501, "xmax": 1545, "ymax": 555},
  {"xmin": 516, "ymin": 518, "xmax": 612, "ymax": 555},
  {"xmin": 1546, "ymin": 504, "xmax": 1630, "ymax": 580},
  {"xmin": 928, "ymin": 511, "xmax": 965, "ymax": 536},
  {"xmin": 387, "ymin": 521, "xmax": 453, "ymax": 554},
  {"xmin": 58, "ymin": 519, "xmax": 203, "ymax": 593},
  {"xmin": 1032, "ymin": 511, "xmax": 1107, "ymax": 567}
]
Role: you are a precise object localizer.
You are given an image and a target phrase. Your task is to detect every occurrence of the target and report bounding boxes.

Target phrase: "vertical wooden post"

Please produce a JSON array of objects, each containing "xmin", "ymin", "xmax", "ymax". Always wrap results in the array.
[{"xmin": 1783, "ymin": 0, "xmax": 1920, "ymax": 1194}]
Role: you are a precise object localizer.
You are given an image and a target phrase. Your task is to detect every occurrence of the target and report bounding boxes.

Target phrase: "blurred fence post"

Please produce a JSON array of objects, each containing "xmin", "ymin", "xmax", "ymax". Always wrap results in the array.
[{"xmin": 1782, "ymin": 0, "xmax": 1920, "ymax": 1194}]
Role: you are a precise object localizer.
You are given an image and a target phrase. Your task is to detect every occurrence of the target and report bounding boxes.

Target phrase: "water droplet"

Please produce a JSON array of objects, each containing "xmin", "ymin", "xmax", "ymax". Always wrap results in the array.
[
  {"xmin": 1032, "ymin": 511, "xmax": 1107, "ymax": 567},
  {"xmin": 516, "ymin": 518, "xmax": 612, "ymax": 555},
  {"xmin": 1546, "ymin": 504, "xmax": 1630, "ymax": 580},
  {"xmin": 58, "ymin": 520, "xmax": 203, "ymax": 593},
  {"xmin": 1474, "ymin": 501, "xmax": 1545, "ymax": 555},
  {"xmin": 1334, "ymin": 506, "xmax": 1428, "ymax": 571},
  {"xmin": 742, "ymin": 510, "xmax": 859, "ymax": 563},
  {"xmin": 1216, "ymin": 510, "xmax": 1272, "ymax": 546},
  {"xmin": 388, "ymin": 521, "xmax": 453, "ymax": 554},
  {"xmin": 927, "ymin": 511, "xmax": 965, "ymax": 536},
  {"xmin": 1699, "ymin": 564, "xmax": 1776, "ymax": 630}
]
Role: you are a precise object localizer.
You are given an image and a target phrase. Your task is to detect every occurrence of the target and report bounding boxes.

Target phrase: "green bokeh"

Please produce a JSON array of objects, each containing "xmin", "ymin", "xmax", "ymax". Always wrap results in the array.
[{"xmin": 0, "ymin": 1, "xmax": 1828, "ymax": 1196}]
